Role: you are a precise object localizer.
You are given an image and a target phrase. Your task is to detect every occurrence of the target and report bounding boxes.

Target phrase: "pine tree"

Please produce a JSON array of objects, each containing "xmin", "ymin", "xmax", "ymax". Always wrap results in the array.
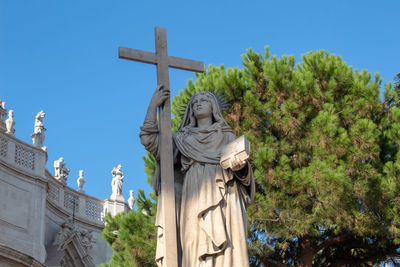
[
  {"xmin": 101, "ymin": 48, "xmax": 400, "ymax": 266},
  {"xmin": 99, "ymin": 189, "xmax": 157, "ymax": 267}
]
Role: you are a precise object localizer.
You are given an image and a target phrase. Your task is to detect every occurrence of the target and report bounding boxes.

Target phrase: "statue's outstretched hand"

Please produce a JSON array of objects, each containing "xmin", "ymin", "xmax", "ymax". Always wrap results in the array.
[{"xmin": 150, "ymin": 84, "xmax": 170, "ymax": 108}]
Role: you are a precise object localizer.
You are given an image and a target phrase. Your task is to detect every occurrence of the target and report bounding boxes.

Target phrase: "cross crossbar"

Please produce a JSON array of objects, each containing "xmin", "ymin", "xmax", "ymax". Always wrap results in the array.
[{"xmin": 119, "ymin": 46, "xmax": 205, "ymax": 72}]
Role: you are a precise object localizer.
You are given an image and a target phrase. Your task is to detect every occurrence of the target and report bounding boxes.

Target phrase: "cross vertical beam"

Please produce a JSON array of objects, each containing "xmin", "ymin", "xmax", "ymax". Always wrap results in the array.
[
  {"xmin": 154, "ymin": 27, "xmax": 177, "ymax": 267},
  {"xmin": 118, "ymin": 27, "xmax": 204, "ymax": 267}
]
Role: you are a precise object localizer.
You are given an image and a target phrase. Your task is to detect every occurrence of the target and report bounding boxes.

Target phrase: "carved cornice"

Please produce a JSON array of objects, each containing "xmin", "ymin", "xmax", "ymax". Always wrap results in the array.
[
  {"xmin": 0, "ymin": 243, "xmax": 45, "ymax": 267},
  {"xmin": 0, "ymin": 160, "xmax": 47, "ymax": 186}
]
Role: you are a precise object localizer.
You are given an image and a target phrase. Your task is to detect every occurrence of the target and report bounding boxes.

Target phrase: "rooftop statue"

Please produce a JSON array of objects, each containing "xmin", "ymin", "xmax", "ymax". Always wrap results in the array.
[
  {"xmin": 5, "ymin": 110, "xmax": 15, "ymax": 135},
  {"xmin": 54, "ymin": 157, "xmax": 70, "ymax": 184},
  {"xmin": 77, "ymin": 170, "xmax": 85, "ymax": 192},
  {"xmin": 110, "ymin": 164, "xmax": 124, "ymax": 201},
  {"xmin": 140, "ymin": 86, "xmax": 255, "ymax": 267},
  {"xmin": 31, "ymin": 110, "xmax": 46, "ymax": 149}
]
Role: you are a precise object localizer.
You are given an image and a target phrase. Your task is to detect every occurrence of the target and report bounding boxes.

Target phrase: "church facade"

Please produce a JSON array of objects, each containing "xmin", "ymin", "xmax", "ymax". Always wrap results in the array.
[{"xmin": 0, "ymin": 101, "xmax": 130, "ymax": 266}]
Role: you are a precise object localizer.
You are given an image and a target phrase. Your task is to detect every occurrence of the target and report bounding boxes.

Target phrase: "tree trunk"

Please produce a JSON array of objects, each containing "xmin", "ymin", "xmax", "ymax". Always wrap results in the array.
[{"xmin": 299, "ymin": 236, "xmax": 314, "ymax": 267}]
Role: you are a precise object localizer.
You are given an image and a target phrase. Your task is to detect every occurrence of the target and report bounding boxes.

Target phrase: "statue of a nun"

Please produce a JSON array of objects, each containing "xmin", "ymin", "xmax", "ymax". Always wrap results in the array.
[{"xmin": 140, "ymin": 85, "xmax": 255, "ymax": 267}]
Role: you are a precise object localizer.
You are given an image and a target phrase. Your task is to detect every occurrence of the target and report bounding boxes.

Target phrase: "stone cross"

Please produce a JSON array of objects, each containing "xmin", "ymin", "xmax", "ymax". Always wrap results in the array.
[{"xmin": 119, "ymin": 27, "xmax": 204, "ymax": 267}]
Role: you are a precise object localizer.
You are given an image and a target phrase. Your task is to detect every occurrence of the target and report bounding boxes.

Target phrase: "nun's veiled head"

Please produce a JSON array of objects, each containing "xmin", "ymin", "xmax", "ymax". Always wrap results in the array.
[{"xmin": 178, "ymin": 91, "xmax": 229, "ymax": 131}]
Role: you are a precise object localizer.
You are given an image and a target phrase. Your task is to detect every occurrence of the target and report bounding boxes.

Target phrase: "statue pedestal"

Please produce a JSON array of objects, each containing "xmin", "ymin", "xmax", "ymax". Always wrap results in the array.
[
  {"xmin": 110, "ymin": 193, "xmax": 125, "ymax": 202},
  {"xmin": 103, "ymin": 199, "xmax": 129, "ymax": 217}
]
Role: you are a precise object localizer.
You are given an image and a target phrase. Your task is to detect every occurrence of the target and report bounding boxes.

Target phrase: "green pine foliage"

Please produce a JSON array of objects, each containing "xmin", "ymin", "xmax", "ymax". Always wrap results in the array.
[
  {"xmin": 101, "ymin": 48, "xmax": 400, "ymax": 266},
  {"xmin": 238, "ymin": 49, "xmax": 400, "ymax": 266},
  {"xmin": 99, "ymin": 189, "xmax": 157, "ymax": 267}
]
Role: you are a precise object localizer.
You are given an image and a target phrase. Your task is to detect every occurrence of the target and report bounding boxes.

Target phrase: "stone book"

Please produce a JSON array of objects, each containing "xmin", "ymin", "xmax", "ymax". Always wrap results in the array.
[{"xmin": 220, "ymin": 135, "xmax": 250, "ymax": 169}]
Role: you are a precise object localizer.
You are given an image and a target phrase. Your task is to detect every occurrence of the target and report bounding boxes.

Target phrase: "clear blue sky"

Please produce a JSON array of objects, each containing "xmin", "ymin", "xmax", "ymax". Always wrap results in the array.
[{"xmin": 0, "ymin": 0, "xmax": 399, "ymax": 202}]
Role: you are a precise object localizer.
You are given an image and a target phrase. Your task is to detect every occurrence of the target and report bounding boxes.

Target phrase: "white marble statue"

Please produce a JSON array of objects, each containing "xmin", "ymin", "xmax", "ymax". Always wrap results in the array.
[
  {"xmin": 140, "ymin": 87, "xmax": 255, "ymax": 267},
  {"xmin": 128, "ymin": 189, "xmax": 135, "ymax": 209},
  {"xmin": 5, "ymin": 110, "xmax": 15, "ymax": 135},
  {"xmin": 54, "ymin": 157, "xmax": 70, "ymax": 184},
  {"xmin": 110, "ymin": 164, "xmax": 124, "ymax": 200},
  {"xmin": 77, "ymin": 170, "xmax": 85, "ymax": 192},
  {"xmin": 31, "ymin": 110, "xmax": 46, "ymax": 149}
]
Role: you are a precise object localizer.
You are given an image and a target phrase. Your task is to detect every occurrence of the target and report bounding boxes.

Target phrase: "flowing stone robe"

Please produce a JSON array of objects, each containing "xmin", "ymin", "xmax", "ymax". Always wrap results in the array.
[{"xmin": 140, "ymin": 93, "xmax": 255, "ymax": 267}]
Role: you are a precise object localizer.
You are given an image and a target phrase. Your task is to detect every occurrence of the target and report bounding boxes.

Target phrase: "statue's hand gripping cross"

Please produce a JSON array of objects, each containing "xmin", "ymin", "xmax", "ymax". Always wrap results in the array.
[{"xmin": 119, "ymin": 27, "xmax": 204, "ymax": 267}]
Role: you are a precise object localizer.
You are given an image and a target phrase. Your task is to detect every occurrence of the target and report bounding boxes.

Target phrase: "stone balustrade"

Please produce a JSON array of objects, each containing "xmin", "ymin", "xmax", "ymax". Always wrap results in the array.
[
  {"xmin": 0, "ymin": 131, "xmax": 47, "ymax": 179},
  {"xmin": 47, "ymin": 174, "xmax": 105, "ymax": 225}
]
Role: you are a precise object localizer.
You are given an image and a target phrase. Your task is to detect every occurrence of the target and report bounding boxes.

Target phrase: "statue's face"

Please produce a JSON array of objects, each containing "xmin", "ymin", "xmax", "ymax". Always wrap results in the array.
[{"xmin": 192, "ymin": 94, "xmax": 212, "ymax": 120}]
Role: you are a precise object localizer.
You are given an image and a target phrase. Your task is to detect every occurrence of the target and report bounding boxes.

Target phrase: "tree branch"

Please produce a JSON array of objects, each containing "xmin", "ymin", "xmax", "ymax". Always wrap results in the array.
[
  {"xmin": 259, "ymin": 256, "xmax": 286, "ymax": 267},
  {"xmin": 248, "ymin": 248, "xmax": 286, "ymax": 267},
  {"xmin": 335, "ymin": 253, "xmax": 399, "ymax": 266},
  {"xmin": 254, "ymin": 217, "xmax": 280, "ymax": 222},
  {"xmin": 314, "ymin": 232, "xmax": 355, "ymax": 253},
  {"xmin": 333, "ymin": 243, "xmax": 400, "ymax": 266}
]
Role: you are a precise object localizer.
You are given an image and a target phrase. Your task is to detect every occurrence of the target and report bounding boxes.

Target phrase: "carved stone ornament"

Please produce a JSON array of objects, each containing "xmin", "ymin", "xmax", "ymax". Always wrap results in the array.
[
  {"xmin": 5, "ymin": 109, "xmax": 15, "ymax": 135},
  {"xmin": 53, "ymin": 218, "xmax": 95, "ymax": 267},
  {"xmin": 128, "ymin": 189, "xmax": 135, "ymax": 209}
]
